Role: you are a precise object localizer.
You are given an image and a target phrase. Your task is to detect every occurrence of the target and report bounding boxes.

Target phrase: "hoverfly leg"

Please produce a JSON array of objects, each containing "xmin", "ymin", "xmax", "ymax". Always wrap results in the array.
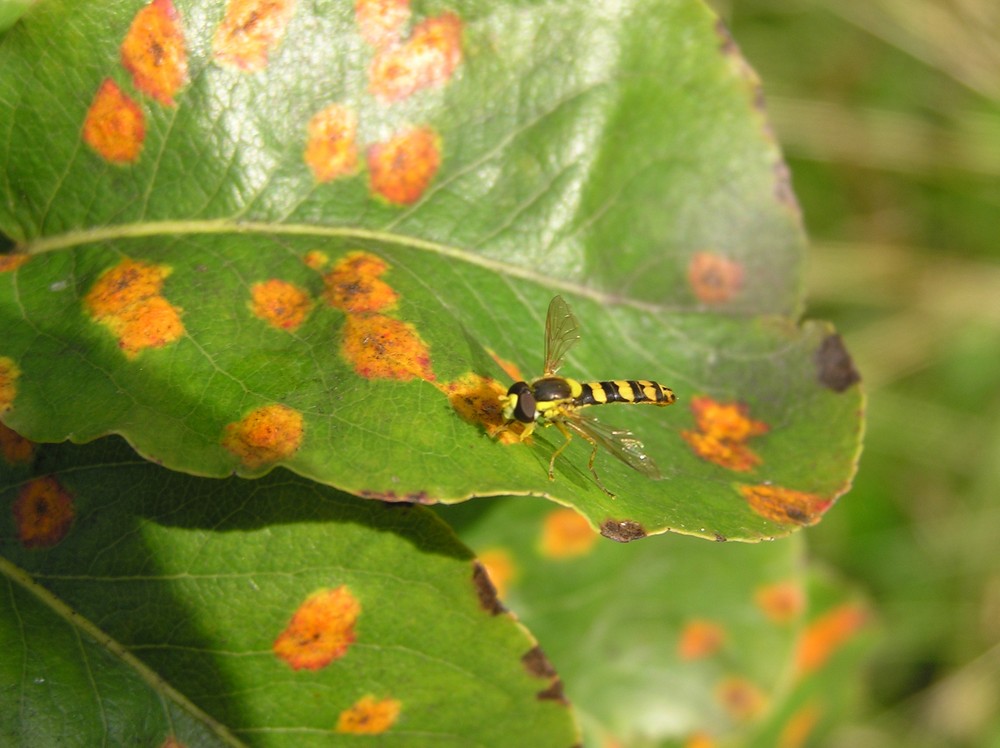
[{"xmin": 549, "ymin": 421, "xmax": 574, "ymax": 480}]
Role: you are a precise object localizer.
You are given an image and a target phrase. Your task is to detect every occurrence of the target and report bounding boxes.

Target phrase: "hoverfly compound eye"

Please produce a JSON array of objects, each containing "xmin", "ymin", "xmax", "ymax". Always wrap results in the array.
[{"xmin": 507, "ymin": 381, "xmax": 537, "ymax": 423}]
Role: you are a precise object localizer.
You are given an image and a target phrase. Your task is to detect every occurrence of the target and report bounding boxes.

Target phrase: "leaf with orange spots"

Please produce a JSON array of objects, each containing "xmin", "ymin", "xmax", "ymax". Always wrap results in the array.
[
  {"xmin": 1, "ymin": 0, "xmax": 861, "ymax": 543},
  {"xmin": 0, "ymin": 438, "xmax": 579, "ymax": 746}
]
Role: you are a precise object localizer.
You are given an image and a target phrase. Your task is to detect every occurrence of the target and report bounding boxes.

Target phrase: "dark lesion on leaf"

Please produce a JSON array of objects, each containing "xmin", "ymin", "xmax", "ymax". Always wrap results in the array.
[
  {"xmin": 715, "ymin": 532, "xmax": 728, "ymax": 542},
  {"xmin": 815, "ymin": 334, "xmax": 861, "ymax": 392},
  {"xmin": 600, "ymin": 519, "xmax": 647, "ymax": 543},
  {"xmin": 472, "ymin": 561, "xmax": 505, "ymax": 615},
  {"xmin": 522, "ymin": 645, "xmax": 558, "ymax": 679},
  {"xmin": 536, "ymin": 679, "xmax": 568, "ymax": 704}
]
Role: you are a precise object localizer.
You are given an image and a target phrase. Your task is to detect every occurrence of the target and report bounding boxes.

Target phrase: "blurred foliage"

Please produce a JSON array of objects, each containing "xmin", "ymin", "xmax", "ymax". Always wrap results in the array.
[{"xmin": 714, "ymin": 0, "xmax": 1000, "ymax": 745}]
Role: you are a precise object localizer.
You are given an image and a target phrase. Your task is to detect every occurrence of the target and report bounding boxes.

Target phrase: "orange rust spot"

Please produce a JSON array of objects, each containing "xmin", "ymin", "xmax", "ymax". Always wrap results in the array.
[
  {"xmin": 120, "ymin": 0, "xmax": 189, "ymax": 107},
  {"xmin": 273, "ymin": 586, "xmax": 361, "ymax": 670},
  {"xmin": 0, "ymin": 356, "xmax": 20, "ymax": 413},
  {"xmin": 82, "ymin": 79, "xmax": 146, "ymax": 164},
  {"xmin": 477, "ymin": 547, "xmax": 516, "ymax": 599},
  {"xmin": 778, "ymin": 702, "xmax": 822, "ymax": 748},
  {"xmin": 303, "ymin": 250, "xmax": 329, "ymax": 270},
  {"xmin": 688, "ymin": 251, "xmax": 744, "ymax": 304},
  {"xmin": 0, "ymin": 254, "xmax": 29, "ymax": 272},
  {"xmin": 323, "ymin": 251, "xmax": 398, "ymax": 313},
  {"xmin": 212, "ymin": 0, "xmax": 296, "ymax": 72},
  {"xmin": 83, "ymin": 259, "xmax": 184, "ymax": 358},
  {"xmin": 341, "ymin": 313, "xmax": 434, "ymax": 381},
  {"xmin": 0, "ymin": 423, "xmax": 35, "ymax": 465},
  {"xmin": 715, "ymin": 676, "xmax": 767, "ymax": 722},
  {"xmin": 439, "ymin": 372, "xmax": 513, "ymax": 441},
  {"xmin": 336, "ymin": 695, "xmax": 402, "ymax": 734},
  {"xmin": 754, "ymin": 581, "xmax": 805, "ymax": 624},
  {"xmin": 795, "ymin": 603, "xmax": 868, "ymax": 677},
  {"xmin": 13, "ymin": 476, "xmax": 76, "ymax": 548},
  {"xmin": 304, "ymin": 103, "xmax": 359, "ymax": 183},
  {"xmin": 250, "ymin": 278, "xmax": 313, "ymax": 331},
  {"xmin": 222, "ymin": 404, "xmax": 304, "ymax": 468},
  {"xmin": 369, "ymin": 13, "xmax": 462, "ymax": 103},
  {"xmin": 677, "ymin": 619, "xmax": 727, "ymax": 660},
  {"xmin": 355, "ymin": 0, "xmax": 410, "ymax": 48},
  {"xmin": 739, "ymin": 484, "xmax": 831, "ymax": 526},
  {"xmin": 681, "ymin": 395, "xmax": 768, "ymax": 471},
  {"xmin": 539, "ymin": 508, "xmax": 597, "ymax": 559},
  {"xmin": 367, "ymin": 126, "xmax": 441, "ymax": 205},
  {"xmin": 683, "ymin": 734, "xmax": 717, "ymax": 748},
  {"xmin": 487, "ymin": 348, "xmax": 525, "ymax": 383}
]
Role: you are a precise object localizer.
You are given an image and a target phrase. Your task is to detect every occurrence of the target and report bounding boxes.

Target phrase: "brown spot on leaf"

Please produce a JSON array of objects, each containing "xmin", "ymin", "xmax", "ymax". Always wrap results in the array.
[
  {"xmin": 0, "ymin": 422, "xmax": 35, "ymax": 465},
  {"xmin": 369, "ymin": 13, "xmax": 463, "ymax": 103},
  {"xmin": 600, "ymin": 519, "xmax": 646, "ymax": 543},
  {"xmin": 355, "ymin": 0, "xmax": 410, "ymax": 48},
  {"xmin": 335, "ymin": 695, "xmax": 402, "ymax": 735},
  {"xmin": 536, "ymin": 679, "xmax": 568, "ymax": 704},
  {"xmin": 83, "ymin": 258, "xmax": 184, "ymax": 357},
  {"xmin": 522, "ymin": 646, "xmax": 558, "ymax": 679},
  {"xmin": 121, "ymin": 0, "xmax": 188, "ymax": 106},
  {"xmin": 0, "ymin": 356, "xmax": 20, "ymax": 414},
  {"xmin": 13, "ymin": 476, "xmax": 75, "ymax": 548},
  {"xmin": 250, "ymin": 278, "xmax": 313, "ymax": 330},
  {"xmin": 323, "ymin": 251, "xmax": 398, "ymax": 313},
  {"xmin": 472, "ymin": 561, "xmax": 505, "ymax": 615},
  {"xmin": 273, "ymin": 586, "xmax": 361, "ymax": 670},
  {"xmin": 687, "ymin": 251, "xmax": 744, "ymax": 304},
  {"xmin": 222, "ymin": 403, "xmax": 304, "ymax": 468},
  {"xmin": 212, "ymin": 0, "xmax": 296, "ymax": 72},
  {"xmin": 82, "ymin": 79, "xmax": 146, "ymax": 164},
  {"xmin": 815, "ymin": 334, "xmax": 860, "ymax": 392},
  {"xmin": 341, "ymin": 313, "xmax": 435, "ymax": 381},
  {"xmin": 739, "ymin": 483, "xmax": 831, "ymax": 526},
  {"xmin": 539, "ymin": 508, "xmax": 597, "ymax": 558},
  {"xmin": 368, "ymin": 126, "xmax": 441, "ymax": 205},
  {"xmin": 304, "ymin": 103, "xmax": 360, "ymax": 183},
  {"xmin": 357, "ymin": 488, "xmax": 430, "ymax": 504},
  {"xmin": 682, "ymin": 396, "xmax": 769, "ymax": 471}
]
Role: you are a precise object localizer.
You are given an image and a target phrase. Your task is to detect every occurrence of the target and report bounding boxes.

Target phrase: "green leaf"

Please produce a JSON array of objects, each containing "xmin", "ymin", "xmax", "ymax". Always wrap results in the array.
[
  {"xmin": 0, "ymin": 0, "xmax": 863, "ymax": 540},
  {"xmin": 0, "ymin": 438, "xmax": 578, "ymax": 746}
]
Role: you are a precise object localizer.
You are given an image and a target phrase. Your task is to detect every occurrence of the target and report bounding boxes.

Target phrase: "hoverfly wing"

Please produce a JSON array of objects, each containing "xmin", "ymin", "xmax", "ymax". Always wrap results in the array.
[
  {"xmin": 542, "ymin": 295, "xmax": 581, "ymax": 376},
  {"xmin": 564, "ymin": 412, "xmax": 662, "ymax": 480}
]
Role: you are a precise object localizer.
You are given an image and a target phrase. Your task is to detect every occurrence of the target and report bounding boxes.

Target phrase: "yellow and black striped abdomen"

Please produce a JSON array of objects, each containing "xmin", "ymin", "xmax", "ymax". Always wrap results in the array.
[{"xmin": 574, "ymin": 379, "xmax": 676, "ymax": 408}]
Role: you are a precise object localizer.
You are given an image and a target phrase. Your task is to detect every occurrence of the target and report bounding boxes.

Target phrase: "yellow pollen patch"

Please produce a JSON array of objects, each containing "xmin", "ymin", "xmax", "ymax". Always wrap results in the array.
[
  {"xmin": 273, "ymin": 586, "xmax": 361, "ymax": 670},
  {"xmin": 250, "ymin": 278, "xmax": 313, "ymax": 330},
  {"xmin": 83, "ymin": 259, "xmax": 184, "ymax": 358},
  {"xmin": 222, "ymin": 404, "xmax": 304, "ymax": 468},
  {"xmin": 13, "ymin": 476, "xmax": 76, "ymax": 548},
  {"xmin": 120, "ymin": 0, "xmax": 189, "ymax": 107},
  {"xmin": 336, "ymin": 695, "xmax": 402, "ymax": 734},
  {"xmin": 212, "ymin": 0, "xmax": 296, "ymax": 72},
  {"xmin": 539, "ymin": 508, "xmax": 597, "ymax": 558}
]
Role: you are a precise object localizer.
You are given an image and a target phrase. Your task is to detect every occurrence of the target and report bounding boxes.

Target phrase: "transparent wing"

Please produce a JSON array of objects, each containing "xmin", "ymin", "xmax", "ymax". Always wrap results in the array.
[
  {"xmin": 563, "ymin": 411, "xmax": 662, "ymax": 479},
  {"xmin": 542, "ymin": 295, "xmax": 580, "ymax": 376}
]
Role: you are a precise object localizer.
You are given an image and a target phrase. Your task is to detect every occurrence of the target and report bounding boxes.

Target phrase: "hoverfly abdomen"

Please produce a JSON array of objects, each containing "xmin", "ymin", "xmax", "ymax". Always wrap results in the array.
[{"xmin": 574, "ymin": 379, "xmax": 676, "ymax": 408}]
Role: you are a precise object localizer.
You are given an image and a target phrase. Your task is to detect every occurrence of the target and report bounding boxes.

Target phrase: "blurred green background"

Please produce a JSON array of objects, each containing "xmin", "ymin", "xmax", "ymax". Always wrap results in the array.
[{"xmin": 713, "ymin": 1, "xmax": 1000, "ymax": 745}]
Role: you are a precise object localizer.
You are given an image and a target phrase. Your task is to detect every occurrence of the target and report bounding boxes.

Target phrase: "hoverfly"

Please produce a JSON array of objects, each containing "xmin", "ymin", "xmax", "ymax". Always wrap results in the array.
[{"xmin": 500, "ymin": 295, "xmax": 676, "ymax": 496}]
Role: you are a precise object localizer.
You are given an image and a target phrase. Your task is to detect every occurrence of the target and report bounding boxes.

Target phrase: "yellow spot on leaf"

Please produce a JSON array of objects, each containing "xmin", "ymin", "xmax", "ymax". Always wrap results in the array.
[
  {"xmin": 355, "ymin": 0, "xmax": 410, "ymax": 48},
  {"xmin": 0, "ymin": 254, "xmax": 29, "ymax": 272},
  {"xmin": 487, "ymin": 348, "xmax": 524, "ymax": 383},
  {"xmin": 795, "ymin": 603, "xmax": 868, "ymax": 677},
  {"xmin": 335, "ymin": 695, "xmax": 402, "ymax": 734},
  {"xmin": 539, "ymin": 508, "xmax": 597, "ymax": 559},
  {"xmin": 754, "ymin": 581, "xmax": 804, "ymax": 624},
  {"xmin": 303, "ymin": 250, "xmax": 329, "ymax": 270},
  {"xmin": 739, "ymin": 484, "xmax": 831, "ymax": 526},
  {"xmin": 477, "ymin": 547, "xmax": 516, "ymax": 599},
  {"xmin": 250, "ymin": 278, "xmax": 313, "ymax": 330},
  {"xmin": 688, "ymin": 251, "xmax": 744, "ymax": 304},
  {"xmin": 683, "ymin": 734, "xmax": 718, "ymax": 748},
  {"xmin": 212, "ymin": 0, "xmax": 296, "ymax": 72},
  {"xmin": 341, "ymin": 313, "xmax": 434, "ymax": 381},
  {"xmin": 305, "ymin": 103, "xmax": 359, "ymax": 183},
  {"xmin": 367, "ymin": 126, "xmax": 441, "ymax": 205},
  {"xmin": 273, "ymin": 586, "xmax": 361, "ymax": 670},
  {"xmin": 0, "ymin": 423, "xmax": 35, "ymax": 465},
  {"xmin": 83, "ymin": 259, "xmax": 184, "ymax": 358},
  {"xmin": 681, "ymin": 395, "xmax": 768, "ymax": 471},
  {"xmin": 0, "ymin": 357, "xmax": 20, "ymax": 414},
  {"xmin": 369, "ymin": 13, "xmax": 462, "ymax": 102},
  {"xmin": 439, "ymin": 372, "xmax": 512, "ymax": 440},
  {"xmin": 323, "ymin": 251, "xmax": 398, "ymax": 313},
  {"xmin": 715, "ymin": 676, "xmax": 767, "ymax": 722},
  {"xmin": 678, "ymin": 619, "xmax": 726, "ymax": 660},
  {"xmin": 82, "ymin": 79, "xmax": 146, "ymax": 164},
  {"xmin": 13, "ymin": 476, "xmax": 75, "ymax": 548},
  {"xmin": 120, "ymin": 0, "xmax": 189, "ymax": 107},
  {"xmin": 222, "ymin": 404, "xmax": 304, "ymax": 468}
]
